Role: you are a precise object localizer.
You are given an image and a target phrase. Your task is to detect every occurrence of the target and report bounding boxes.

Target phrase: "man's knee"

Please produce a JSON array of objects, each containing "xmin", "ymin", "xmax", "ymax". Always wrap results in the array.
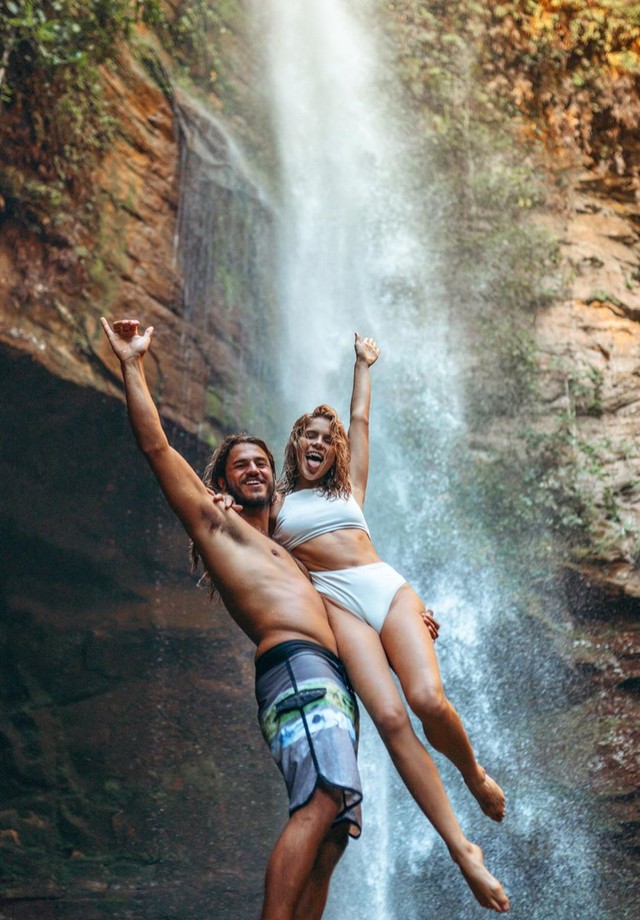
[
  {"xmin": 332, "ymin": 822, "xmax": 350, "ymax": 859},
  {"xmin": 321, "ymin": 823, "xmax": 349, "ymax": 870}
]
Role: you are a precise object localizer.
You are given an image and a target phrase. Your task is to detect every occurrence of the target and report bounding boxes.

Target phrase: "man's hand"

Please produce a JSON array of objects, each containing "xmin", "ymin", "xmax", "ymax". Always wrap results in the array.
[
  {"xmin": 354, "ymin": 332, "xmax": 380, "ymax": 367},
  {"xmin": 421, "ymin": 608, "xmax": 440, "ymax": 642},
  {"xmin": 101, "ymin": 317, "xmax": 154, "ymax": 363}
]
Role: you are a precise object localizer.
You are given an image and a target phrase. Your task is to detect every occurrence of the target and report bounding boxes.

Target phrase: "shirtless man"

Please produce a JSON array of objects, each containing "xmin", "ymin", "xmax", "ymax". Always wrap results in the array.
[{"xmin": 101, "ymin": 318, "xmax": 362, "ymax": 920}]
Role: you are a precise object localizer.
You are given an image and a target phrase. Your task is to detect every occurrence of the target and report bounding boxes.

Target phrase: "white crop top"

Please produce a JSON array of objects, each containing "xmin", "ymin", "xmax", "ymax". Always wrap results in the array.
[{"xmin": 274, "ymin": 489, "xmax": 371, "ymax": 551}]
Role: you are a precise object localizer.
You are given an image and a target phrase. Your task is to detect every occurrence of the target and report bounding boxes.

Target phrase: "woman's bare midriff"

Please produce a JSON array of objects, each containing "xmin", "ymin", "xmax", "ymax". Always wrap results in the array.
[{"xmin": 292, "ymin": 527, "xmax": 380, "ymax": 572}]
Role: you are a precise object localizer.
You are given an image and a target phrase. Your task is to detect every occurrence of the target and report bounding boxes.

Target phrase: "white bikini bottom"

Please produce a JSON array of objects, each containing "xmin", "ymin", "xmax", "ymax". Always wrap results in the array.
[{"xmin": 310, "ymin": 562, "xmax": 406, "ymax": 633}]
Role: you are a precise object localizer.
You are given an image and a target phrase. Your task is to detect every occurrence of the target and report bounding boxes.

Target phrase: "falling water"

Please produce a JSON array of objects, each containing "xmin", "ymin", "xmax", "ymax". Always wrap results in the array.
[
  {"xmin": 174, "ymin": 89, "xmax": 280, "ymax": 436},
  {"xmin": 246, "ymin": 1, "xmax": 632, "ymax": 917}
]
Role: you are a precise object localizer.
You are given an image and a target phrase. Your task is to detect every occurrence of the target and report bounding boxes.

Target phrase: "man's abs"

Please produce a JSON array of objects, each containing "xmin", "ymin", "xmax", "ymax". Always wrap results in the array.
[
  {"xmin": 198, "ymin": 527, "xmax": 338, "ymax": 655},
  {"xmin": 224, "ymin": 578, "xmax": 337, "ymax": 658}
]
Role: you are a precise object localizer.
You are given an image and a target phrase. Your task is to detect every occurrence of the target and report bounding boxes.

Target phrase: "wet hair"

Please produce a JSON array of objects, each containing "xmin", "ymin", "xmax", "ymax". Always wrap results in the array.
[
  {"xmin": 201, "ymin": 433, "xmax": 276, "ymax": 493},
  {"xmin": 279, "ymin": 404, "xmax": 351, "ymax": 499},
  {"xmin": 190, "ymin": 433, "xmax": 276, "ymax": 590}
]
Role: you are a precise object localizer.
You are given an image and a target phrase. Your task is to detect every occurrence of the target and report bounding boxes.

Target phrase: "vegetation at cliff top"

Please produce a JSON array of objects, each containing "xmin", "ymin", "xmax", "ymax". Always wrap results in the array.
[
  {"xmin": 0, "ymin": 0, "xmax": 242, "ymax": 200},
  {"xmin": 2, "ymin": 0, "xmax": 638, "ymax": 206},
  {"xmin": 391, "ymin": 0, "xmax": 640, "ymax": 175},
  {"xmin": 0, "ymin": 0, "xmax": 162, "ymax": 206},
  {"xmin": 487, "ymin": 0, "xmax": 640, "ymax": 175}
]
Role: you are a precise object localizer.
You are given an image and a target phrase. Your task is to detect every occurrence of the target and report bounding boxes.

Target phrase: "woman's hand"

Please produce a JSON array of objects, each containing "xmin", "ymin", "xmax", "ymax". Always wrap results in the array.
[
  {"xmin": 206, "ymin": 486, "xmax": 243, "ymax": 512},
  {"xmin": 354, "ymin": 332, "xmax": 380, "ymax": 367}
]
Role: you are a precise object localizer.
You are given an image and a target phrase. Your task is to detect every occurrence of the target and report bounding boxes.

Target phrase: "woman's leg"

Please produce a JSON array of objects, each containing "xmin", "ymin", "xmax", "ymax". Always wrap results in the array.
[
  {"xmin": 381, "ymin": 584, "xmax": 505, "ymax": 822},
  {"xmin": 327, "ymin": 602, "xmax": 509, "ymax": 913}
]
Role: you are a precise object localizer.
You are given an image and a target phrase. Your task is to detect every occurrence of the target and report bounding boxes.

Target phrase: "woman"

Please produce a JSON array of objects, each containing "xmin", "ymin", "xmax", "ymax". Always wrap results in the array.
[{"xmin": 271, "ymin": 334, "xmax": 509, "ymax": 913}]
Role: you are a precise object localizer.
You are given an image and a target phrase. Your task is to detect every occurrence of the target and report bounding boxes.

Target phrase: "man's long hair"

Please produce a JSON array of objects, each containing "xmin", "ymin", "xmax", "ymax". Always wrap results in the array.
[
  {"xmin": 279, "ymin": 404, "xmax": 351, "ymax": 499},
  {"xmin": 190, "ymin": 433, "xmax": 276, "ymax": 588}
]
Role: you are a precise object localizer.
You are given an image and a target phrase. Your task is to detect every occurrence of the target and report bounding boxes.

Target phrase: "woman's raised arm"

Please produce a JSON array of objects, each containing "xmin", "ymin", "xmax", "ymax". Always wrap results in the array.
[{"xmin": 348, "ymin": 332, "xmax": 380, "ymax": 506}]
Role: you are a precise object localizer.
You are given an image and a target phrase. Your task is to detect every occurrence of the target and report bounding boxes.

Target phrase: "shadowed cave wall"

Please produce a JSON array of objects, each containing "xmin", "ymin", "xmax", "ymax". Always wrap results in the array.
[{"xmin": 0, "ymin": 346, "xmax": 284, "ymax": 919}]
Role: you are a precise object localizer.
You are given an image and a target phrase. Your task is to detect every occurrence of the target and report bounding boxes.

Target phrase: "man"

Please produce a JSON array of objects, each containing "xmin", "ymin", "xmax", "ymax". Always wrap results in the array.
[{"xmin": 101, "ymin": 318, "xmax": 362, "ymax": 920}]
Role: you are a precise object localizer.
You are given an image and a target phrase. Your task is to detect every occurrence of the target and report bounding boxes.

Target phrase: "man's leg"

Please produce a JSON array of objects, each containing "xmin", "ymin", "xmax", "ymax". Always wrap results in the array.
[
  {"xmin": 261, "ymin": 785, "xmax": 343, "ymax": 920},
  {"xmin": 293, "ymin": 823, "xmax": 350, "ymax": 920}
]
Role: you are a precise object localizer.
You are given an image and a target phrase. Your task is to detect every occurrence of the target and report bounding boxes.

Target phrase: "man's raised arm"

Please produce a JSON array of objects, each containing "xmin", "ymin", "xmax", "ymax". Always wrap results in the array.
[{"xmin": 101, "ymin": 318, "xmax": 214, "ymax": 539}]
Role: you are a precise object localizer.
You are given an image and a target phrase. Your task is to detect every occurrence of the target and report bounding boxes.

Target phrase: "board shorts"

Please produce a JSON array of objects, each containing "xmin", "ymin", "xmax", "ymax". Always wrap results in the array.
[{"xmin": 255, "ymin": 639, "xmax": 362, "ymax": 838}]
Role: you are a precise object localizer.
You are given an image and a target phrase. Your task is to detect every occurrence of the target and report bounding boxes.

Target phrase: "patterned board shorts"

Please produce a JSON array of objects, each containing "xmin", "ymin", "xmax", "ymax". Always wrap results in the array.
[{"xmin": 255, "ymin": 639, "xmax": 362, "ymax": 838}]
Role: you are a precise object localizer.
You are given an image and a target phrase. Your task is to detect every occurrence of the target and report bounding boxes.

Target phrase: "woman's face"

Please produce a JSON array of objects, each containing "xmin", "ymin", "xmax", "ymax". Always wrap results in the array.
[{"xmin": 295, "ymin": 416, "xmax": 336, "ymax": 485}]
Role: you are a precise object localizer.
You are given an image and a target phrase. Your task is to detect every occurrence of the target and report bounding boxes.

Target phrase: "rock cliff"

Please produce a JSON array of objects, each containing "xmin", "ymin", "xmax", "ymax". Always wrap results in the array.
[
  {"xmin": 532, "ymin": 170, "xmax": 640, "ymax": 860},
  {"xmin": 0, "ymin": 6, "xmax": 639, "ymax": 916},
  {"xmin": 0, "ymin": 39, "xmax": 282, "ymax": 918}
]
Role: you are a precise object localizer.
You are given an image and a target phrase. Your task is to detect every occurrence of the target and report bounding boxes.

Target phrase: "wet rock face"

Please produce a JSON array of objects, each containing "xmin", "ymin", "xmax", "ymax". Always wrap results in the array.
[
  {"xmin": 0, "ymin": 50, "xmax": 279, "ymax": 445},
  {"xmin": 511, "ymin": 171, "xmax": 640, "ymax": 858},
  {"xmin": 558, "ymin": 572, "xmax": 640, "ymax": 856},
  {"xmin": 0, "ymin": 51, "xmax": 182, "ymax": 400},
  {"xmin": 0, "ymin": 349, "xmax": 284, "ymax": 917},
  {"xmin": 535, "ymin": 172, "xmax": 640, "ymax": 596},
  {"xmin": 0, "ymin": 43, "xmax": 286, "ymax": 915}
]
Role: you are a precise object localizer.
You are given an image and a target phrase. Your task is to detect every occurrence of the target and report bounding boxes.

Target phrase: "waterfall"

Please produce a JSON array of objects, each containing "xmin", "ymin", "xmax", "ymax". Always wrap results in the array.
[
  {"xmin": 173, "ymin": 89, "xmax": 281, "ymax": 438},
  {"xmin": 246, "ymin": 1, "xmax": 622, "ymax": 918}
]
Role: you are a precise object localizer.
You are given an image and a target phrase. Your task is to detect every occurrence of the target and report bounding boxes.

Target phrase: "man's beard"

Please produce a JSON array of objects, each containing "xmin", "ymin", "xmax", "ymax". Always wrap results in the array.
[{"xmin": 228, "ymin": 482, "xmax": 274, "ymax": 509}]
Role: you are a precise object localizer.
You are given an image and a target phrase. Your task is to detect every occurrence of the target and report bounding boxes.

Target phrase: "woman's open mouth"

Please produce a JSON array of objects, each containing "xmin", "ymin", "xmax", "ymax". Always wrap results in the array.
[{"xmin": 306, "ymin": 452, "xmax": 323, "ymax": 472}]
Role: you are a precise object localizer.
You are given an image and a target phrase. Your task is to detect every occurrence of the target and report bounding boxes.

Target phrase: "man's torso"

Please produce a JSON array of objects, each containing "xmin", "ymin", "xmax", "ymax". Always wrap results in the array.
[{"xmin": 194, "ymin": 508, "xmax": 337, "ymax": 657}]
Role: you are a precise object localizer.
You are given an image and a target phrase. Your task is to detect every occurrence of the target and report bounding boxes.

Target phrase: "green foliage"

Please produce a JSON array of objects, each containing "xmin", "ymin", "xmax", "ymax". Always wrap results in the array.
[
  {"xmin": 386, "ymin": 1, "xmax": 639, "ymax": 577},
  {"xmin": 566, "ymin": 364, "xmax": 605, "ymax": 417},
  {"xmin": 155, "ymin": 0, "xmax": 243, "ymax": 97},
  {"xmin": 484, "ymin": 0, "xmax": 640, "ymax": 171},
  {"xmin": 391, "ymin": 0, "xmax": 640, "ymax": 172},
  {"xmin": 389, "ymin": 3, "xmax": 562, "ymax": 376},
  {"xmin": 0, "ymin": 1, "xmax": 162, "ymax": 96},
  {"xmin": 0, "ymin": 0, "xmax": 250, "ymax": 201},
  {"xmin": 0, "ymin": 1, "xmax": 162, "ymax": 194},
  {"xmin": 458, "ymin": 412, "xmax": 625, "ymax": 590}
]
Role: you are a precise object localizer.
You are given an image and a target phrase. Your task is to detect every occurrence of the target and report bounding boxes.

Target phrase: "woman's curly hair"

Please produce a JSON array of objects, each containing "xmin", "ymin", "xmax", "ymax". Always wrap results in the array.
[
  {"xmin": 190, "ymin": 433, "xmax": 276, "ymax": 594},
  {"xmin": 279, "ymin": 404, "xmax": 351, "ymax": 498}
]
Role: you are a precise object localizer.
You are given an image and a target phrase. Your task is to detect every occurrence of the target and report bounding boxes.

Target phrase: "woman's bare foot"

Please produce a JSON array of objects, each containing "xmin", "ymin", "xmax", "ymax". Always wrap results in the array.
[
  {"xmin": 451, "ymin": 841, "xmax": 510, "ymax": 912},
  {"xmin": 466, "ymin": 767, "xmax": 506, "ymax": 822}
]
